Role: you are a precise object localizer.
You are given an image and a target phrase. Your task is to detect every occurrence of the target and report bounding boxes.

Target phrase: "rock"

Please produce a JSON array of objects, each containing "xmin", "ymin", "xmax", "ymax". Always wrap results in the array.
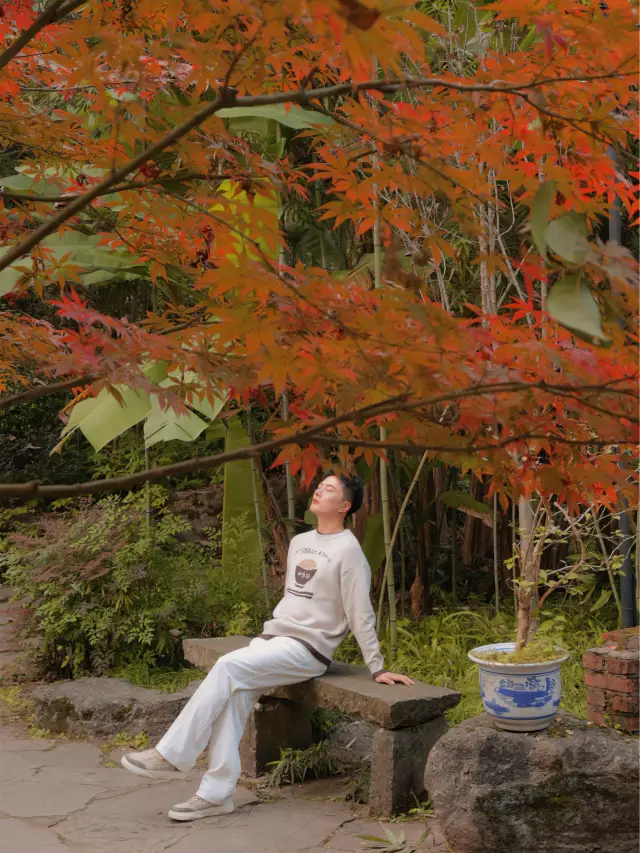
[
  {"xmin": 327, "ymin": 720, "xmax": 375, "ymax": 765},
  {"xmin": 31, "ymin": 676, "xmax": 203, "ymax": 740},
  {"xmin": 425, "ymin": 711, "xmax": 639, "ymax": 853}
]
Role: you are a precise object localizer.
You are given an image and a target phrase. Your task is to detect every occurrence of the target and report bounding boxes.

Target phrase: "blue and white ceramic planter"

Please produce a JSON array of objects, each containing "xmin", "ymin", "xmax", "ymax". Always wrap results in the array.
[{"xmin": 468, "ymin": 642, "xmax": 569, "ymax": 732}]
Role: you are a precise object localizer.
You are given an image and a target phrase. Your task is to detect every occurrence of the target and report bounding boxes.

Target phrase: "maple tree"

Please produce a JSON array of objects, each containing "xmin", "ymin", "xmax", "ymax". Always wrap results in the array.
[{"xmin": 0, "ymin": 0, "xmax": 637, "ymax": 514}]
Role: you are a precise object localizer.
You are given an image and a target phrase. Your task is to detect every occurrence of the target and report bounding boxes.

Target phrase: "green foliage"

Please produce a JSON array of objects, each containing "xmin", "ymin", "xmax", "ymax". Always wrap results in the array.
[
  {"xmin": 100, "ymin": 730, "xmax": 149, "ymax": 753},
  {"xmin": 266, "ymin": 741, "xmax": 344, "ymax": 787},
  {"xmin": 112, "ymin": 661, "xmax": 205, "ymax": 693},
  {"xmin": 0, "ymin": 392, "xmax": 93, "ymax": 486},
  {"xmin": 221, "ymin": 416, "xmax": 265, "ymax": 575},
  {"xmin": 337, "ymin": 601, "xmax": 615, "ymax": 726},
  {"xmin": 0, "ymin": 686, "xmax": 34, "ymax": 718},
  {"xmin": 4, "ymin": 495, "xmax": 214, "ymax": 678},
  {"xmin": 311, "ymin": 707, "xmax": 349, "ymax": 738}
]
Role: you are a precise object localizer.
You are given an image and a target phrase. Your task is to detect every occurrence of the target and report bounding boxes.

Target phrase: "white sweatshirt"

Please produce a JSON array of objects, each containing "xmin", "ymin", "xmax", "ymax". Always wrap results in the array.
[{"xmin": 261, "ymin": 528, "xmax": 385, "ymax": 676}]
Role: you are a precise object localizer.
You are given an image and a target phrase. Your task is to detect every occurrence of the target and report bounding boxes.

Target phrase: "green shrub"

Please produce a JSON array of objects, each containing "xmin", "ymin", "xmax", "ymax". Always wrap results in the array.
[{"xmin": 4, "ymin": 494, "xmax": 215, "ymax": 678}]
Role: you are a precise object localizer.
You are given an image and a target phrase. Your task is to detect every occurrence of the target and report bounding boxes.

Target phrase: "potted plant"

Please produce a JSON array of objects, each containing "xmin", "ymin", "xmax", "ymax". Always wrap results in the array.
[{"xmin": 467, "ymin": 498, "xmax": 602, "ymax": 732}]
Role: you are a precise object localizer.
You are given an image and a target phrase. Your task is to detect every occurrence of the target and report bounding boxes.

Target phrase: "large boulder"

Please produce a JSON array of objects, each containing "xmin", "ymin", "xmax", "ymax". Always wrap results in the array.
[
  {"xmin": 31, "ymin": 676, "xmax": 202, "ymax": 740},
  {"xmin": 425, "ymin": 711, "xmax": 639, "ymax": 853}
]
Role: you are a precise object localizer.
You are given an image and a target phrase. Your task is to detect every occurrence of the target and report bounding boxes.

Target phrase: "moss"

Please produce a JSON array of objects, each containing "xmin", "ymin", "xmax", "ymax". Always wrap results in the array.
[{"xmin": 474, "ymin": 644, "xmax": 566, "ymax": 665}]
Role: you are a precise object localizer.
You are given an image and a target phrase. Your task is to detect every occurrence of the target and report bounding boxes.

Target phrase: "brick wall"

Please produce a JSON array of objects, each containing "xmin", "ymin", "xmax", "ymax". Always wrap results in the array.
[{"xmin": 583, "ymin": 627, "xmax": 639, "ymax": 733}]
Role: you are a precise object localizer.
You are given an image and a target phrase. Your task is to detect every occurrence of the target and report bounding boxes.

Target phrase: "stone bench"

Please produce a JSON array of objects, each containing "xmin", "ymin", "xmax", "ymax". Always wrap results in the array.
[{"xmin": 183, "ymin": 636, "xmax": 461, "ymax": 816}]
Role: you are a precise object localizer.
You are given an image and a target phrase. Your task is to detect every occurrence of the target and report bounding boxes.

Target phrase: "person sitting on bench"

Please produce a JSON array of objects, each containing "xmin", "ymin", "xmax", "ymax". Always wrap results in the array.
[{"xmin": 121, "ymin": 472, "xmax": 413, "ymax": 822}]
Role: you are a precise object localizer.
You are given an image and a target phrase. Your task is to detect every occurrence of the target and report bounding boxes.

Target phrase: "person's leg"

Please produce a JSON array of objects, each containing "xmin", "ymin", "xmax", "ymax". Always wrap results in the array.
[
  {"xmin": 166, "ymin": 636, "xmax": 325, "ymax": 820},
  {"xmin": 121, "ymin": 640, "xmax": 260, "ymax": 781}
]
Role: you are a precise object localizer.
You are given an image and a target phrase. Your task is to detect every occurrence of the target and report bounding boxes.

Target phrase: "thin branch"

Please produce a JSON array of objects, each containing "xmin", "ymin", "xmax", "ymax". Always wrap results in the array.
[
  {"xmin": 310, "ymin": 434, "xmax": 634, "ymax": 453},
  {"xmin": 0, "ymin": 173, "xmax": 204, "ymax": 204},
  {"xmin": 0, "ymin": 0, "xmax": 86, "ymax": 72}
]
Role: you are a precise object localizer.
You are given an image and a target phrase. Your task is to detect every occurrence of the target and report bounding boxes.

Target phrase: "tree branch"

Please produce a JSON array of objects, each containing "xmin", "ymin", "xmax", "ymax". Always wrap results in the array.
[
  {"xmin": 0, "ymin": 173, "xmax": 204, "ymax": 204},
  {"xmin": 0, "ymin": 373, "xmax": 100, "ymax": 411},
  {"xmin": 0, "ymin": 69, "xmax": 635, "ymax": 274},
  {"xmin": 0, "ymin": 0, "xmax": 86, "ymax": 73},
  {"xmin": 0, "ymin": 379, "xmax": 636, "ymax": 501}
]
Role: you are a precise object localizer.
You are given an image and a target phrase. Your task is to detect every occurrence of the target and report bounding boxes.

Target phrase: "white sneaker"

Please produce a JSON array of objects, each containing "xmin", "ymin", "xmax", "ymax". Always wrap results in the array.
[
  {"xmin": 168, "ymin": 795, "xmax": 235, "ymax": 822},
  {"xmin": 121, "ymin": 748, "xmax": 179, "ymax": 780}
]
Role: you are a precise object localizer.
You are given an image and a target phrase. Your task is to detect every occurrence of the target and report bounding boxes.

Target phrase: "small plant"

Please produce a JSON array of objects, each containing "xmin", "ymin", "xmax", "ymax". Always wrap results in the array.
[
  {"xmin": 28, "ymin": 726, "xmax": 58, "ymax": 740},
  {"xmin": 100, "ymin": 730, "xmax": 149, "ymax": 754},
  {"xmin": 358, "ymin": 825, "xmax": 430, "ymax": 852},
  {"xmin": 0, "ymin": 685, "xmax": 34, "ymax": 718},
  {"xmin": 345, "ymin": 763, "xmax": 370, "ymax": 804},
  {"xmin": 266, "ymin": 741, "xmax": 344, "ymax": 787},
  {"xmin": 310, "ymin": 707, "xmax": 349, "ymax": 738}
]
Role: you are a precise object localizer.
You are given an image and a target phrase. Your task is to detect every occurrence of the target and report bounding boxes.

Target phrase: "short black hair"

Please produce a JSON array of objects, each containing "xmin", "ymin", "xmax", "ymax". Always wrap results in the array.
[{"xmin": 338, "ymin": 473, "xmax": 364, "ymax": 518}]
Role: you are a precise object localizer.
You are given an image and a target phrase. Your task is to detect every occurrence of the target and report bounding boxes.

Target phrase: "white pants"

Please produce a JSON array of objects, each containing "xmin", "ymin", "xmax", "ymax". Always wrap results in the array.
[{"xmin": 156, "ymin": 636, "xmax": 326, "ymax": 803}]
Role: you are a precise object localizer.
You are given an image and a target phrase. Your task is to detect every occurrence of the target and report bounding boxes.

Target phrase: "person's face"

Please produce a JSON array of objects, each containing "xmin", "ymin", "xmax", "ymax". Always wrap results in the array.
[{"xmin": 310, "ymin": 475, "xmax": 351, "ymax": 518}]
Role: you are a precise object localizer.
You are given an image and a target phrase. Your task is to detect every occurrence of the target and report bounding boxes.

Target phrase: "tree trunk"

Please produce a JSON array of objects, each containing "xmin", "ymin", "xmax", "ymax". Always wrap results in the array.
[{"xmin": 515, "ymin": 496, "xmax": 539, "ymax": 651}]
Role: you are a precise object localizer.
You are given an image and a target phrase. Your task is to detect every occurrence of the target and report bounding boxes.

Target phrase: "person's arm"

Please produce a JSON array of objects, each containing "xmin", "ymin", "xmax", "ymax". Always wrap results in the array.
[{"xmin": 341, "ymin": 562, "xmax": 413, "ymax": 685}]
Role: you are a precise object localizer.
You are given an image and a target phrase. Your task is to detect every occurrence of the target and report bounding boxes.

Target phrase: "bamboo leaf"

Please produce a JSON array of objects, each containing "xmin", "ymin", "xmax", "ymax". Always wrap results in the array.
[
  {"xmin": 69, "ymin": 387, "xmax": 152, "ymax": 451},
  {"xmin": 547, "ymin": 276, "xmax": 605, "ymax": 340},
  {"xmin": 218, "ymin": 104, "xmax": 334, "ymax": 130},
  {"xmin": 440, "ymin": 490, "xmax": 491, "ymax": 514},
  {"xmin": 546, "ymin": 212, "xmax": 589, "ymax": 264},
  {"xmin": 590, "ymin": 588, "xmax": 612, "ymax": 612},
  {"xmin": 530, "ymin": 180, "xmax": 556, "ymax": 260},
  {"xmin": 143, "ymin": 400, "xmax": 208, "ymax": 448}
]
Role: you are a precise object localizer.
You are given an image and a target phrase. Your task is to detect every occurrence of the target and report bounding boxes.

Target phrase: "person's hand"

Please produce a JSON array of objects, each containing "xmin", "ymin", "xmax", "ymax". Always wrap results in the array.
[{"xmin": 374, "ymin": 671, "xmax": 414, "ymax": 686}]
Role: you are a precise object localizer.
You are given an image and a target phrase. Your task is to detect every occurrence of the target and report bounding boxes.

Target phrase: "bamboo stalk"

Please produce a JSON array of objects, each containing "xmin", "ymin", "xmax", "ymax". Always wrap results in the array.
[
  {"xmin": 371, "ymin": 105, "xmax": 396, "ymax": 658},
  {"xmin": 377, "ymin": 451, "xmax": 429, "ymax": 643},
  {"xmin": 281, "ymin": 391, "xmax": 296, "ymax": 540},
  {"xmin": 248, "ymin": 408, "xmax": 270, "ymax": 609},
  {"xmin": 144, "ymin": 444, "xmax": 152, "ymax": 535},
  {"xmin": 450, "ymin": 468, "xmax": 458, "ymax": 604},
  {"xmin": 592, "ymin": 507, "xmax": 623, "ymax": 628},
  {"xmin": 511, "ymin": 500, "xmax": 517, "ymax": 609},
  {"xmin": 493, "ymin": 492, "xmax": 500, "ymax": 612},
  {"xmin": 393, "ymin": 454, "xmax": 407, "ymax": 618}
]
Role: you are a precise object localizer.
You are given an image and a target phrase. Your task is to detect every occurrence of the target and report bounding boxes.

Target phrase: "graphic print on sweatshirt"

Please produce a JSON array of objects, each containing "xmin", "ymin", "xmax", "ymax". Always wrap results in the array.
[
  {"xmin": 287, "ymin": 543, "xmax": 333, "ymax": 602},
  {"xmin": 289, "ymin": 558, "xmax": 317, "ymax": 599}
]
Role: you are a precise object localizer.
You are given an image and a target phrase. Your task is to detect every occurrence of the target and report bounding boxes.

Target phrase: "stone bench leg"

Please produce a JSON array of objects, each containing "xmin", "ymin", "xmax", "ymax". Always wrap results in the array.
[
  {"xmin": 368, "ymin": 716, "xmax": 449, "ymax": 817},
  {"xmin": 239, "ymin": 696, "xmax": 312, "ymax": 777}
]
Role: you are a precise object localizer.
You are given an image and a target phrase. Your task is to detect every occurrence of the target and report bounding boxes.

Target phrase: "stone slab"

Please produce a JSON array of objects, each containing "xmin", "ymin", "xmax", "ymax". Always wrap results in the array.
[
  {"xmin": 31, "ymin": 677, "xmax": 202, "ymax": 740},
  {"xmin": 369, "ymin": 716, "xmax": 448, "ymax": 817},
  {"xmin": 184, "ymin": 637, "xmax": 460, "ymax": 729},
  {"xmin": 326, "ymin": 818, "xmax": 445, "ymax": 851},
  {"xmin": 166, "ymin": 798, "xmax": 355, "ymax": 853},
  {"xmin": 0, "ymin": 818, "xmax": 71, "ymax": 852},
  {"xmin": 0, "ymin": 780, "xmax": 105, "ymax": 817},
  {"xmin": 240, "ymin": 696, "xmax": 313, "ymax": 776}
]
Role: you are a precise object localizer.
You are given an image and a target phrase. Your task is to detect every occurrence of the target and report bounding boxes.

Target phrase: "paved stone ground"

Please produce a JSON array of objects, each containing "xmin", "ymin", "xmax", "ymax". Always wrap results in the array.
[{"xmin": 0, "ymin": 590, "xmax": 447, "ymax": 853}]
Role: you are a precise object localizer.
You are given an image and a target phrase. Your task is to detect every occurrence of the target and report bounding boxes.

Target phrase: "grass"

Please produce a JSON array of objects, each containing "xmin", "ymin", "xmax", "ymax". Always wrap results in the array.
[
  {"xmin": 112, "ymin": 662, "xmax": 205, "ymax": 693},
  {"xmin": 337, "ymin": 600, "xmax": 616, "ymax": 725},
  {"xmin": 0, "ymin": 685, "xmax": 34, "ymax": 718},
  {"xmin": 100, "ymin": 730, "xmax": 149, "ymax": 754},
  {"xmin": 266, "ymin": 741, "xmax": 344, "ymax": 787}
]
